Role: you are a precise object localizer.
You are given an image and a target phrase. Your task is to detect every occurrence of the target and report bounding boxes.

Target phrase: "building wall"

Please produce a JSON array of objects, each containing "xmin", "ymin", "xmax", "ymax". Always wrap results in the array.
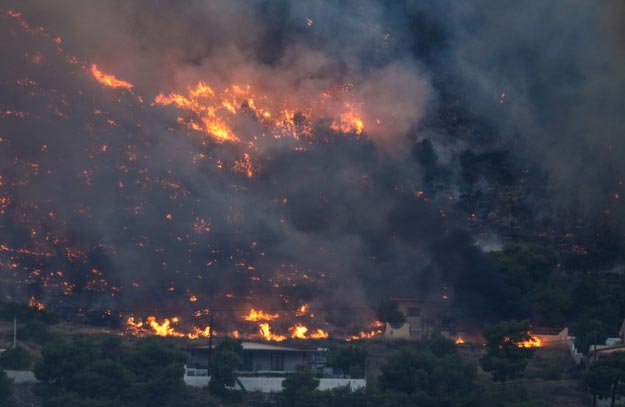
[
  {"xmin": 184, "ymin": 375, "xmax": 366, "ymax": 392},
  {"xmin": 247, "ymin": 351, "xmax": 309, "ymax": 372}
]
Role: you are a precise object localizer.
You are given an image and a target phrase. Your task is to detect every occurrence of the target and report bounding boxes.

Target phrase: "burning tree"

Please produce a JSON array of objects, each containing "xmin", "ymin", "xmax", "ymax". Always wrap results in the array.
[{"xmin": 479, "ymin": 320, "xmax": 538, "ymax": 385}]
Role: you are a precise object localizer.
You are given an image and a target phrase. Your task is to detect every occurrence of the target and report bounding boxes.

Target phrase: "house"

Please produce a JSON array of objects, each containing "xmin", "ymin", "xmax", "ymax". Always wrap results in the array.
[
  {"xmin": 384, "ymin": 298, "xmax": 444, "ymax": 340},
  {"xmin": 186, "ymin": 341, "xmax": 327, "ymax": 374},
  {"xmin": 184, "ymin": 341, "xmax": 366, "ymax": 392}
]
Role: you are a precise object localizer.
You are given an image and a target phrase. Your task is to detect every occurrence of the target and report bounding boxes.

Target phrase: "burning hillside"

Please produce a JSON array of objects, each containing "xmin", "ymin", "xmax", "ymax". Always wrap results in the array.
[{"xmin": 1, "ymin": 0, "xmax": 625, "ymax": 342}]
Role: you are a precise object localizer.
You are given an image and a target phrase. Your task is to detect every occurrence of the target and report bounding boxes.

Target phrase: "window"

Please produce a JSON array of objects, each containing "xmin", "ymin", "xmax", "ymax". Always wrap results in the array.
[{"xmin": 271, "ymin": 353, "xmax": 284, "ymax": 371}]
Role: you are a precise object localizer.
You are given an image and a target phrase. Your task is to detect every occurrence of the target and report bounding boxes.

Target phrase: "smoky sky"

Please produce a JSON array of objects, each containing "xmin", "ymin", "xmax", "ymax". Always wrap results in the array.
[{"xmin": 0, "ymin": 0, "xmax": 623, "ymax": 332}]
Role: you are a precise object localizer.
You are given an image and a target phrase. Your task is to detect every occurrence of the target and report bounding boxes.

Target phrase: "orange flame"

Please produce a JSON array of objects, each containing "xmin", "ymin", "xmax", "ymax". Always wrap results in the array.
[
  {"xmin": 455, "ymin": 337, "xmax": 465, "ymax": 345},
  {"xmin": 259, "ymin": 322, "xmax": 287, "ymax": 342},
  {"xmin": 244, "ymin": 308, "xmax": 279, "ymax": 321},
  {"xmin": 90, "ymin": 65, "xmax": 133, "ymax": 90}
]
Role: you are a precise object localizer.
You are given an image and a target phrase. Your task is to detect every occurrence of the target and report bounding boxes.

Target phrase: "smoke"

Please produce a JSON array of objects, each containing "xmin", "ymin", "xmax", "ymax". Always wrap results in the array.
[{"xmin": 0, "ymin": 0, "xmax": 624, "ymax": 334}]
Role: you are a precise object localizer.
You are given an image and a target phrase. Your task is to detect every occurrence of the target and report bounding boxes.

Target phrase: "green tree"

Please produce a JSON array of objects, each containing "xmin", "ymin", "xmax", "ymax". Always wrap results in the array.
[
  {"xmin": 35, "ymin": 338, "xmax": 98, "ymax": 384},
  {"xmin": 326, "ymin": 345, "xmax": 367, "ymax": 378},
  {"xmin": 376, "ymin": 300, "xmax": 406, "ymax": 328},
  {"xmin": 0, "ymin": 345, "xmax": 33, "ymax": 369},
  {"xmin": 281, "ymin": 369, "xmax": 320, "ymax": 407},
  {"xmin": 19, "ymin": 320, "xmax": 54, "ymax": 344},
  {"xmin": 379, "ymin": 339, "xmax": 476, "ymax": 405},
  {"xmin": 122, "ymin": 337, "xmax": 189, "ymax": 406},
  {"xmin": 0, "ymin": 370, "xmax": 12, "ymax": 404},
  {"xmin": 479, "ymin": 320, "xmax": 536, "ymax": 385},
  {"xmin": 208, "ymin": 337, "xmax": 242, "ymax": 395},
  {"xmin": 584, "ymin": 352, "xmax": 625, "ymax": 407},
  {"xmin": 35, "ymin": 336, "xmax": 191, "ymax": 407}
]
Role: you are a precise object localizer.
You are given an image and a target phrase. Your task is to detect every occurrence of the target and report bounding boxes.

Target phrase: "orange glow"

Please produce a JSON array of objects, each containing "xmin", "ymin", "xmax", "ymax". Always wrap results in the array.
[
  {"xmin": 90, "ymin": 65, "xmax": 133, "ymax": 90},
  {"xmin": 28, "ymin": 296, "xmax": 45, "ymax": 311},
  {"xmin": 290, "ymin": 323, "xmax": 308, "ymax": 339},
  {"xmin": 259, "ymin": 322, "xmax": 287, "ymax": 342},
  {"xmin": 346, "ymin": 321, "xmax": 384, "ymax": 342},
  {"xmin": 504, "ymin": 333, "xmax": 542, "ymax": 348},
  {"xmin": 455, "ymin": 337, "xmax": 465, "ymax": 345},
  {"xmin": 243, "ymin": 308, "xmax": 279, "ymax": 321},
  {"xmin": 154, "ymin": 80, "xmax": 366, "ymax": 143}
]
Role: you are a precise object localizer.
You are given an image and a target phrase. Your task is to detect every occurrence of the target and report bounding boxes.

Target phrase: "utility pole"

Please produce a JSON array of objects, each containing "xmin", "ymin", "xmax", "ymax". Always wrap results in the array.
[
  {"xmin": 13, "ymin": 316, "xmax": 16, "ymax": 348},
  {"xmin": 208, "ymin": 313, "xmax": 214, "ymax": 373}
]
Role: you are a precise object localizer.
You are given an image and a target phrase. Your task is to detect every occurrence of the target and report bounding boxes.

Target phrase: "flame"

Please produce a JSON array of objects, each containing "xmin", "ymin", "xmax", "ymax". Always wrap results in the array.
[
  {"xmin": 516, "ymin": 334, "xmax": 542, "ymax": 348},
  {"xmin": 243, "ymin": 308, "xmax": 279, "ymax": 321},
  {"xmin": 289, "ymin": 323, "xmax": 309, "ymax": 339},
  {"xmin": 154, "ymin": 80, "xmax": 365, "ymax": 143},
  {"xmin": 90, "ymin": 65, "xmax": 133, "ymax": 90},
  {"xmin": 455, "ymin": 337, "xmax": 465, "ymax": 345},
  {"xmin": 503, "ymin": 333, "xmax": 542, "ymax": 348},
  {"xmin": 126, "ymin": 316, "xmax": 216, "ymax": 339},
  {"xmin": 346, "ymin": 321, "xmax": 384, "ymax": 342},
  {"xmin": 259, "ymin": 322, "xmax": 287, "ymax": 342},
  {"xmin": 28, "ymin": 296, "xmax": 45, "ymax": 311}
]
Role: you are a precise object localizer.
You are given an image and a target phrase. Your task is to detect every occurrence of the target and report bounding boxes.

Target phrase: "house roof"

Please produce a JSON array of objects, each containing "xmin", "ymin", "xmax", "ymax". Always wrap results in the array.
[{"xmin": 190, "ymin": 341, "xmax": 317, "ymax": 352}]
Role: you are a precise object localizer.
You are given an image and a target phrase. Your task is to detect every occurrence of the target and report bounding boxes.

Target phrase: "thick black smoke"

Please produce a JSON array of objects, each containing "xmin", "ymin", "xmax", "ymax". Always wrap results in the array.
[{"xmin": 0, "ymin": 0, "xmax": 623, "ymax": 333}]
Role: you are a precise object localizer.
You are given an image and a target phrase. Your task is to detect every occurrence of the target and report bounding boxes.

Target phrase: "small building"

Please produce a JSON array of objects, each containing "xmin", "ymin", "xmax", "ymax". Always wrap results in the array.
[
  {"xmin": 384, "ymin": 298, "xmax": 444, "ymax": 340},
  {"xmin": 184, "ymin": 341, "xmax": 366, "ymax": 392}
]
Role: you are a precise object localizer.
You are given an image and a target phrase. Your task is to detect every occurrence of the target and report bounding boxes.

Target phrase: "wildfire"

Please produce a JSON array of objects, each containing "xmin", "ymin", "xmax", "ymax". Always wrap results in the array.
[
  {"xmin": 503, "ymin": 333, "xmax": 542, "ymax": 348},
  {"xmin": 259, "ymin": 322, "xmax": 287, "ymax": 342},
  {"xmin": 28, "ymin": 296, "xmax": 45, "ymax": 311},
  {"xmin": 243, "ymin": 308, "xmax": 279, "ymax": 321},
  {"xmin": 90, "ymin": 64, "xmax": 133, "ymax": 90},
  {"xmin": 154, "ymin": 80, "xmax": 365, "ymax": 143},
  {"xmin": 516, "ymin": 334, "xmax": 542, "ymax": 348},
  {"xmin": 455, "ymin": 337, "xmax": 465, "ymax": 345},
  {"xmin": 345, "ymin": 321, "xmax": 384, "ymax": 342},
  {"xmin": 125, "ymin": 316, "xmax": 214, "ymax": 339}
]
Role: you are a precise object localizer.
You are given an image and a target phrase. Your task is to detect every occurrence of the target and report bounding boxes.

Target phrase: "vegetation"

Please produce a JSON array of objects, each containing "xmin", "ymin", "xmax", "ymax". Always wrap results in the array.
[
  {"xmin": 584, "ymin": 351, "xmax": 625, "ymax": 407},
  {"xmin": 34, "ymin": 336, "xmax": 192, "ymax": 407},
  {"xmin": 0, "ymin": 345, "xmax": 33, "ymax": 370},
  {"xmin": 378, "ymin": 335, "xmax": 477, "ymax": 405},
  {"xmin": 480, "ymin": 320, "xmax": 537, "ymax": 384},
  {"xmin": 491, "ymin": 244, "xmax": 570, "ymax": 326},
  {"xmin": 0, "ymin": 370, "xmax": 12, "ymax": 404},
  {"xmin": 208, "ymin": 336, "xmax": 242, "ymax": 396},
  {"xmin": 376, "ymin": 300, "xmax": 406, "ymax": 328},
  {"xmin": 326, "ymin": 345, "xmax": 367, "ymax": 378}
]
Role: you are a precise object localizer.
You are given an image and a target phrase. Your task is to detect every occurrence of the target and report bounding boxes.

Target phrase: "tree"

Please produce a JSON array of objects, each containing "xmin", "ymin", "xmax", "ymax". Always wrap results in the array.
[
  {"xmin": 122, "ymin": 337, "xmax": 189, "ymax": 406},
  {"xmin": 376, "ymin": 300, "xmax": 406, "ymax": 328},
  {"xmin": 378, "ymin": 339, "xmax": 476, "ymax": 404},
  {"xmin": 19, "ymin": 319, "xmax": 54, "ymax": 344},
  {"xmin": 281, "ymin": 369, "xmax": 320, "ymax": 407},
  {"xmin": 35, "ymin": 336, "xmax": 191, "ymax": 407},
  {"xmin": 326, "ymin": 345, "xmax": 367, "ymax": 378},
  {"xmin": 480, "ymin": 320, "xmax": 536, "ymax": 385},
  {"xmin": 585, "ymin": 352, "xmax": 625, "ymax": 407},
  {"xmin": 0, "ymin": 370, "xmax": 12, "ymax": 404},
  {"xmin": 208, "ymin": 337, "xmax": 242, "ymax": 395},
  {"xmin": 0, "ymin": 345, "xmax": 33, "ymax": 369}
]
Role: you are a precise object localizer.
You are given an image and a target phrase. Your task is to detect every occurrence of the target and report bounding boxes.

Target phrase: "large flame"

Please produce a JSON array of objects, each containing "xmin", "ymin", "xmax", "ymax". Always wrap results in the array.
[
  {"xmin": 154, "ymin": 81, "xmax": 365, "ymax": 143},
  {"xmin": 259, "ymin": 322, "xmax": 287, "ymax": 342},
  {"xmin": 243, "ymin": 308, "xmax": 279, "ymax": 322},
  {"xmin": 90, "ymin": 65, "xmax": 134, "ymax": 90}
]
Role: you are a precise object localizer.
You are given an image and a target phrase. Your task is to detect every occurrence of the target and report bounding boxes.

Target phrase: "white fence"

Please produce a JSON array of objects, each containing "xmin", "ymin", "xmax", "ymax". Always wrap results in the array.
[{"xmin": 184, "ymin": 374, "xmax": 366, "ymax": 392}]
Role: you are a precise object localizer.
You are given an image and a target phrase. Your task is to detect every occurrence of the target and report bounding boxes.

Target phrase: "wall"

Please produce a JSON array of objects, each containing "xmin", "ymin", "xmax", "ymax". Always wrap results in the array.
[
  {"xmin": 183, "ymin": 375, "xmax": 366, "ymax": 392},
  {"xmin": 5, "ymin": 370, "xmax": 38, "ymax": 384}
]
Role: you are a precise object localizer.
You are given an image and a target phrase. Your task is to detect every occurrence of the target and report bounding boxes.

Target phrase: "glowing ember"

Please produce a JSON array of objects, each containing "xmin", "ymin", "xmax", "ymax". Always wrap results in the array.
[{"xmin": 90, "ymin": 64, "xmax": 133, "ymax": 90}]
